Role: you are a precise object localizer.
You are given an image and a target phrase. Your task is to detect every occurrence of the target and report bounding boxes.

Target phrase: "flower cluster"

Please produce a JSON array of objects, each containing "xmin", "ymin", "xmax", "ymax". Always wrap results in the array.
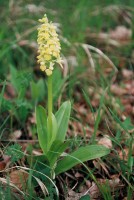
[{"xmin": 37, "ymin": 14, "xmax": 62, "ymax": 76}]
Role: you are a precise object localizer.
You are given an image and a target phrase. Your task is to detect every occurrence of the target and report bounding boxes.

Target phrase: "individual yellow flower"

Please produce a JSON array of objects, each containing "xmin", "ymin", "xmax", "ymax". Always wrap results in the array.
[
  {"xmin": 46, "ymin": 69, "xmax": 52, "ymax": 76},
  {"xmin": 44, "ymin": 54, "xmax": 51, "ymax": 61},
  {"xmin": 49, "ymin": 63, "xmax": 54, "ymax": 71},
  {"xmin": 45, "ymin": 48, "xmax": 52, "ymax": 55},
  {"xmin": 47, "ymin": 40, "xmax": 52, "ymax": 45},
  {"xmin": 52, "ymin": 52, "xmax": 59, "ymax": 58},
  {"xmin": 37, "ymin": 14, "xmax": 62, "ymax": 76},
  {"xmin": 40, "ymin": 65, "xmax": 46, "ymax": 71},
  {"xmin": 49, "ymin": 44, "xmax": 55, "ymax": 51},
  {"xmin": 43, "ymin": 32, "xmax": 50, "ymax": 39}
]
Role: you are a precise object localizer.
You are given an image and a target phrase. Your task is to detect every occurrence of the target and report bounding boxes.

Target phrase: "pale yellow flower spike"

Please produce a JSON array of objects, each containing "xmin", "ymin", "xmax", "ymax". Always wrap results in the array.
[{"xmin": 37, "ymin": 14, "xmax": 62, "ymax": 76}]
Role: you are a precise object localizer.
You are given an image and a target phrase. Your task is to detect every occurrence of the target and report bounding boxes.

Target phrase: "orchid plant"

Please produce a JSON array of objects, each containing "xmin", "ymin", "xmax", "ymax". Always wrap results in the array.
[{"xmin": 35, "ymin": 15, "xmax": 110, "ymax": 177}]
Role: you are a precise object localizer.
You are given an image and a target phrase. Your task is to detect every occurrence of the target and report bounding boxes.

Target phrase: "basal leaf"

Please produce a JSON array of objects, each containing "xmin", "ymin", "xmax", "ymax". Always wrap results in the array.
[
  {"xmin": 55, "ymin": 145, "xmax": 110, "ymax": 175},
  {"xmin": 55, "ymin": 101, "xmax": 71, "ymax": 142},
  {"xmin": 36, "ymin": 105, "xmax": 48, "ymax": 153}
]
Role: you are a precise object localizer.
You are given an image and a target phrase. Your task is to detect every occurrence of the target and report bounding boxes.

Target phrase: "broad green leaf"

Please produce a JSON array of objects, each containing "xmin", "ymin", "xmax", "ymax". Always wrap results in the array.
[
  {"xmin": 46, "ymin": 140, "xmax": 70, "ymax": 167},
  {"xmin": 55, "ymin": 101, "xmax": 71, "ymax": 141},
  {"xmin": 36, "ymin": 105, "xmax": 48, "ymax": 153},
  {"xmin": 47, "ymin": 114, "xmax": 58, "ymax": 149},
  {"xmin": 55, "ymin": 145, "xmax": 110, "ymax": 175}
]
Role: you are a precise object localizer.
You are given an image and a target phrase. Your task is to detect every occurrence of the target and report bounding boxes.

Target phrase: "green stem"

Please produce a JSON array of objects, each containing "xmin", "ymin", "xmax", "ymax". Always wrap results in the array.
[{"xmin": 48, "ymin": 75, "xmax": 53, "ymax": 134}]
